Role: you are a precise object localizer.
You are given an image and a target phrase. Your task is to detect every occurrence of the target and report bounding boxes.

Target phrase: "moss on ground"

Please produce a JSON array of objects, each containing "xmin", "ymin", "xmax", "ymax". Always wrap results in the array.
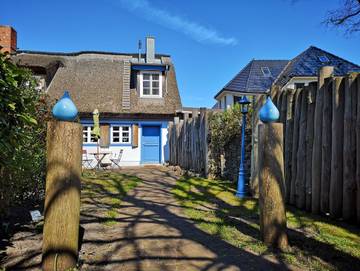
[
  {"xmin": 82, "ymin": 171, "xmax": 141, "ymax": 226},
  {"xmin": 172, "ymin": 177, "xmax": 360, "ymax": 271}
]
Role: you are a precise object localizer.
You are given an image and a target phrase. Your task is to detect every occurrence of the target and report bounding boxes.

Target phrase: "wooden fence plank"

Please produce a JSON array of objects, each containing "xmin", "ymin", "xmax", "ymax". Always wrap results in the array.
[
  {"xmin": 284, "ymin": 89, "xmax": 295, "ymax": 203},
  {"xmin": 321, "ymin": 78, "xmax": 333, "ymax": 214},
  {"xmin": 343, "ymin": 73, "xmax": 357, "ymax": 221},
  {"xmin": 356, "ymin": 74, "xmax": 360, "ymax": 224},
  {"xmin": 330, "ymin": 77, "xmax": 344, "ymax": 218},
  {"xmin": 312, "ymin": 67, "xmax": 333, "ymax": 214},
  {"xmin": 296, "ymin": 88, "xmax": 308, "ymax": 209},
  {"xmin": 305, "ymin": 82, "xmax": 316, "ymax": 211},
  {"xmin": 290, "ymin": 89, "xmax": 302, "ymax": 205}
]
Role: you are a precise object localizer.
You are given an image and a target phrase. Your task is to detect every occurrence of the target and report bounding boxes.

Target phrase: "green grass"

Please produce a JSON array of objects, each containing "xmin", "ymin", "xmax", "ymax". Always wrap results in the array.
[
  {"xmin": 172, "ymin": 177, "xmax": 360, "ymax": 271},
  {"xmin": 82, "ymin": 171, "xmax": 141, "ymax": 226}
]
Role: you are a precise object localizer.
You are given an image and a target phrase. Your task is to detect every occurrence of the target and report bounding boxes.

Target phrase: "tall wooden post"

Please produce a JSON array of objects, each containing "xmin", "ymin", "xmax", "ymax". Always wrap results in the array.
[
  {"xmin": 312, "ymin": 66, "xmax": 333, "ymax": 214},
  {"xmin": 258, "ymin": 123, "xmax": 288, "ymax": 251},
  {"xmin": 42, "ymin": 121, "xmax": 82, "ymax": 271},
  {"xmin": 330, "ymin": 77, "xmax": 344, "ymax": 218}
]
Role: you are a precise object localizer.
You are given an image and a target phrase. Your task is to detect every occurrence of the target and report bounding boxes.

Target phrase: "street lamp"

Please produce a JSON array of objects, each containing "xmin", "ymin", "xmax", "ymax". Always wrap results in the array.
[{"xmin": 236, "ymin": 95, "xmax": 251, "ymax": 198}]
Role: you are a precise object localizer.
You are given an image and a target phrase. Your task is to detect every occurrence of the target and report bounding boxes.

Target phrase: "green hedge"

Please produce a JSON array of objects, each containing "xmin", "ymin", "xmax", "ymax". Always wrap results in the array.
[{"xmin": 0, "ymin": 52, "xmax": 50, "ymax": 217}]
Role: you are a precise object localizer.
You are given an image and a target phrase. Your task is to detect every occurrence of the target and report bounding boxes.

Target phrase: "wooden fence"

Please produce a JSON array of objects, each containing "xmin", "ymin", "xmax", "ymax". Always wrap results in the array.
[
  {"xmin": 272, "ymin": 68, "xmax": 360, "ymax": 223},
  {"xmin": 168, "ymin": 108, "xmax": 209, "ymax": 176}
]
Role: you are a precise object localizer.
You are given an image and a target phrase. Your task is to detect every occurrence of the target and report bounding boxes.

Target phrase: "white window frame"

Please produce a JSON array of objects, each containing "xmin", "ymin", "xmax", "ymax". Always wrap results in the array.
[
  {"xmin": 110, "ymin": 125, "xmax": 132, "ymax": 144},
  {"xmin": 83, "ymin": 125, "xmax": 98, "ymax": 144},
  {"xmin": 139, "ymin": 71, "xmax": 163, "ymax": 98}
]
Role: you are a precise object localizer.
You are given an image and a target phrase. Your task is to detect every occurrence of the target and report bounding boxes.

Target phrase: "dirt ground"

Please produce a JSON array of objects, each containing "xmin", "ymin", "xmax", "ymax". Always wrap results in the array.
[{"xmin": 1, "ymin": 166, "xmax": 297, "ymax": 271}]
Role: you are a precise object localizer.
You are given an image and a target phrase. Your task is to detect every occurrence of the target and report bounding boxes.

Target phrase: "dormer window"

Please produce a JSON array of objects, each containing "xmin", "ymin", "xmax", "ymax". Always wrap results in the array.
[
  {"xmin": 261, "ymin": 67, "xmax": 272, "ymax": 77},
  {"xmin": 140, "ymin": 71, "xmax": 162, "ymax": 98}
]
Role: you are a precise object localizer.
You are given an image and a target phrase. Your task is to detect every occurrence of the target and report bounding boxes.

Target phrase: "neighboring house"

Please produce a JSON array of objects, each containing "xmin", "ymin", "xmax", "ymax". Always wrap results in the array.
[
  {"xmin": 1, "ymin": 25, "xmax": 182, "ymax": 166},
  {"xmin": 274, "ymin": 46, "xmax": 360, "ymax": 90},
  {"xmin": 214, "ymin": 60, "xmax": 289, "ymax": 109},
  {"xmin": 215, "ymin": 46, "xmax": 360, "ymax": 110}
]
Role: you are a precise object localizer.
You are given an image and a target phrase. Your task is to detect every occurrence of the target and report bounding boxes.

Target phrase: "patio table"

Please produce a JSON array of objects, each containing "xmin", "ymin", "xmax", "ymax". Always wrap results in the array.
[{"xmin": 88, "ymin": 150, "xmax": 112, "ymax": 170}]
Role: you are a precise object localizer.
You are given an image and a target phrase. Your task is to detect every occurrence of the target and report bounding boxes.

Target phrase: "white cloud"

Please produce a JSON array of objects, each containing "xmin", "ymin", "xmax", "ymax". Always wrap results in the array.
[{"xmin": 117, "ymin": 0, "xmax": 237, "ymax": 46}]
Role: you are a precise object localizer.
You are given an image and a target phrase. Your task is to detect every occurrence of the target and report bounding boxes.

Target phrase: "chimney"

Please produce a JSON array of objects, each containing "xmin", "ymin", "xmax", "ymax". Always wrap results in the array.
[
  {"xmin": 0, "ymin": 26, "xmax": 17, "ymax": 54},
  {"xmin": 146, "ymin": 36, "xmax": 155, "ymax": 63}
]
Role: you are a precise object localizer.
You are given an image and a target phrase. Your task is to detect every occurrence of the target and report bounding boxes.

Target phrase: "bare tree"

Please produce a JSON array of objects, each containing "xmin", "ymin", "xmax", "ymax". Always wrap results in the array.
[{"xmin": 324, "ymin": 0, "xmax": 360, "ymax": 34}]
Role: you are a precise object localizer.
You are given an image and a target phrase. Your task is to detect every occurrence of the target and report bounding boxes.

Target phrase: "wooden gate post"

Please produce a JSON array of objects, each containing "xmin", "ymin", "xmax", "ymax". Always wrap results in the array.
[
  {"xmin": 258, "ymin": 123, "xmax": 288, "ymax": 250},
  {"xmin": 42, "ymin": 120, "xmax": 82, "ymax": 271}
]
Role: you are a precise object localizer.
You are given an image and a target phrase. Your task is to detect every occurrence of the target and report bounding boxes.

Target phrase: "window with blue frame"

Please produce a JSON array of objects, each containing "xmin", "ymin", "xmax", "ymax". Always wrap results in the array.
[
  {"xmin": 83, "ymin": 126, "xmax": 98, "ymax": 144},
  {"xmin": 111, "ymin": 125, "xmax": 131, "ymax": 144}
]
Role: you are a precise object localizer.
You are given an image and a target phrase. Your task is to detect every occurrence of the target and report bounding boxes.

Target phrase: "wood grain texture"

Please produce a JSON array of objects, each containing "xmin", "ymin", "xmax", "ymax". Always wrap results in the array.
[
  {"xmin": 343, "ymin": 73, "xmax": 357, "ymax": 221},
  {"xmin": 305, "ymin": 83, "xmax": 316, "ymax": 211},
  {"xmin": 258, "ymin": 123, "xmax": 288, "ymax": 250},
  {"xmin": 42, "ymin": 121, "xmax": 82, "ymax": 271},
  {"xmin": 321, "ymin": 78, "xmax": 333, "ymax": 214},
  {"xmin": 330, "ymin": 77, "xmax": 344, "ymax": 218}
]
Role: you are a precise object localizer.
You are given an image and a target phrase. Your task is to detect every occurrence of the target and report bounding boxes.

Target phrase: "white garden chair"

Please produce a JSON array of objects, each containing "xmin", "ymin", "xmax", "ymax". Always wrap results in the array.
[
  {"xmin": 82, "ymin": 150, "xmax": 94, "ymax": 169},
  {"xmin": 110, "ymin": 149, "xmax": 123, "ymax": 169}
]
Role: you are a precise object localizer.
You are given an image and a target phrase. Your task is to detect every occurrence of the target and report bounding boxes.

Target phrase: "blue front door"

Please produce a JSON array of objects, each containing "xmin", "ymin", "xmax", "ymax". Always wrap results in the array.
[{"xmin": 141, "ymin": 126, "xmax": 161, "ymax": 164}]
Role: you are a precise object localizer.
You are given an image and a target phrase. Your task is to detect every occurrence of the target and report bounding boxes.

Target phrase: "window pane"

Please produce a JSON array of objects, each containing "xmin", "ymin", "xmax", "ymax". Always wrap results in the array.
[
  {"xmin": 143, "ymin": 88, "xmax": 150, "ymax": 95},
  {"xmin": 122, "ymin": 137, "xmax": 129, "ymax": 143},
  {"xmin": 122, "ymin": 132, "xmax": 129, "ymax": 137},
  {"xmin": 143, "ymin": 74, "xmax": 150, "ymax": 80},
  {"xmin": 152, "ymin": 88, "xmax": 159, "ymax": 95},
  {"xmin": 113, "ymin": 127, "xmax": 120, "ymax": 131},
  {"xmin": 113, "ymin": 132, "xmax": 119, "ymax": 137},
  {"xmin": 152, "ymin": 81, "xmax": 159, "ymax": 88},
  {"xmin": 122, "ymin": 127, "xmax": 129, "ymax": 131},
  {"xmin": 152, "ymin": 74, "xmax": 159, "ymax": 80},
  {"xmin": 113, "ymin": 137, "xmax": 120, "ymax": 143},
  {"xmin": 143, "ymin": 81, "xmax": 150, "ymax": 87}
]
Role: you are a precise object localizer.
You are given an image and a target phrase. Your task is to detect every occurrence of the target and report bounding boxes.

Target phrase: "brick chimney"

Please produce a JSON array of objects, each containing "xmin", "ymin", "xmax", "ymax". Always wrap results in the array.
[{"xmin": 0, "ymin": 26, "xmax": 17, "ymax": 54}]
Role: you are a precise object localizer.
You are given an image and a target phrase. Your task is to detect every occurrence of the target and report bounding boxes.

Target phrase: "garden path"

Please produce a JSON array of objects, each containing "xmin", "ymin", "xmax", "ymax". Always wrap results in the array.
[{"xmin": 80, "ymin": 166, "xmax": 295, "ymax": 271}]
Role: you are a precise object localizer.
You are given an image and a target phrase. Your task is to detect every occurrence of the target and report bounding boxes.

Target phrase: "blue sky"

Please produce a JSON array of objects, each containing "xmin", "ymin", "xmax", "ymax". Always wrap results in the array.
[{"xmin": 2, "ymin": 0, "xmax": 360, "ymax": 107}]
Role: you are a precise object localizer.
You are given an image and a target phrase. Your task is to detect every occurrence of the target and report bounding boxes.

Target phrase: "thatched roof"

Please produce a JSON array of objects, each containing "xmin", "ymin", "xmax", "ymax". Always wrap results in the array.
[{"xmin": 12, "ymin": 51, "xmax": 182, "ymax": 115}]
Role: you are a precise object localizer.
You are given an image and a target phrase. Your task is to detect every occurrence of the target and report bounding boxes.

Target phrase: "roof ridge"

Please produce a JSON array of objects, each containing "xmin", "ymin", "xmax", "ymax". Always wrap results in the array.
[{"xmin": 16, "ymin": 50, "xmax": 171, "ymax": 58}]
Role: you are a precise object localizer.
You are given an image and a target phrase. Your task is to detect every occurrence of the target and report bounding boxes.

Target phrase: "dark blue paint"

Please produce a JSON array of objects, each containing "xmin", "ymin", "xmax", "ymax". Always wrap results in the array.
[{"xmin": 132, "ymin": 64, "xmax": 167, "ymax": 71}]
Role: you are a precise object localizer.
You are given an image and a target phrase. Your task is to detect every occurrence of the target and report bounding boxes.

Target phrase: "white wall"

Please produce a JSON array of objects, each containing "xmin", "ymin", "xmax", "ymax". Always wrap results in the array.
[{"xmin": 83, "ymin": 120, "xmax": 169, "ymax": 168}]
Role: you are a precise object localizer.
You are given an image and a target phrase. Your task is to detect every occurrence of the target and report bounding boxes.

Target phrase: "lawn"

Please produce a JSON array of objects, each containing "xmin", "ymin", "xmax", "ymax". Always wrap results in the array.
[
  {"xmin": 172, "ymin": 177, "xmax": 360, "ymax": 271},
  {"xmin": 81, "ymin": 171, "xmax": 142, "ymax": 226}
]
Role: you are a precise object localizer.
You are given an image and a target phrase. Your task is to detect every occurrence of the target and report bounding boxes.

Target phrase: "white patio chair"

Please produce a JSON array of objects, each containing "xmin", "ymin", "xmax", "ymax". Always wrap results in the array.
[
  {"xmin": 82, "ymin": 150, "xmax": 94, "ymax": 169},
  {"xmin": 110, "ymin": 149, "xmax": 123, "ymax": 169}
]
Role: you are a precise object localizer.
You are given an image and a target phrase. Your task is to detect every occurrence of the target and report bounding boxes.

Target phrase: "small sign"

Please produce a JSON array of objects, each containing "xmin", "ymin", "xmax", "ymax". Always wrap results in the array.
[{"xmin": 30, "ymin": 210, "xmax": 43, "ymax": 222}]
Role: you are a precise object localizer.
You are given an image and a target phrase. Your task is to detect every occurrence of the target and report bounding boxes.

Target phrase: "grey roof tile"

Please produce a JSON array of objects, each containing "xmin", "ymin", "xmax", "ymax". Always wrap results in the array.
[{"xmin": 215, "ymin": 60, "xmax": 289, "ymax": 98}]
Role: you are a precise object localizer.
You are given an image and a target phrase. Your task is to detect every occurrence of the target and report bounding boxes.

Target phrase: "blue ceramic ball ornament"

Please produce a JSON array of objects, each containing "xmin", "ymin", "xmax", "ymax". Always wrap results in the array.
[
  {"xmin": 259, "ymin": 96, "xmax": 280, "ymax": 123},
  {"xmin": 52, "ymin": 91, "xmax": 78, "ymax": 121}
]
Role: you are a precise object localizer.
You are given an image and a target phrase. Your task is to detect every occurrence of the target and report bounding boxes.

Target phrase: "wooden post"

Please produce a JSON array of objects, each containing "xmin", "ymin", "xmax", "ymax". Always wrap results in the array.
[
  {"xmin": 312, "ymin": 66, "xmax": 333, "ymax": 214},
  {"xmin": 284, "ymin": 89, "xmax": 295, "ymax": 203},
  {"xmin": 258, "ymin": 123, "xmax": 288, "ymax": 251},
  {"xmin": 290, "ymin": 89, "xmax": 301, "ymax": 205},
  {"xmin": 321, "ymin": 78, "xmax": 333, "ymax": 214},
  {"xmin": 305, "ymin": 83, "xmax": 317, "ymax": 211},
  {"xmin": 343, "ymin": 73, "xmax": 357, "ymax": 221},
  {"xmin": 330, "ymin": 77, "xmax": 344, "ymax": 218},
  {"xmin": 355, "ymin": 74, "xmax": 360, "ymax": 224},
  {"xmin": 296, "ymin": 88, "xmax": 308, "ymax": 209},
  {"xmin": 42, "ymin": 121, "xmax": 82, "ymax": 271}
]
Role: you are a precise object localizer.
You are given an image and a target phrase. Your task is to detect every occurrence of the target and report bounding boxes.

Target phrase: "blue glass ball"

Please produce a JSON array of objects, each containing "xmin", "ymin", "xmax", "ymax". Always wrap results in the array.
[
  {"xmin": 259, "ymin": 96, "xmax": 280, "ymax": 123},
  {"xmin": 52, "ymin": 91, "xmax": 78, "ymax": 121}
]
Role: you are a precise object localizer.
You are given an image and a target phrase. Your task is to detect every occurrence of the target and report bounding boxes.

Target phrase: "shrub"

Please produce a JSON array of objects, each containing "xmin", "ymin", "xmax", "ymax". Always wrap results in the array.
[{"xmin": 0, "ymin": 52, "xmax": 50, "ymax": 217}]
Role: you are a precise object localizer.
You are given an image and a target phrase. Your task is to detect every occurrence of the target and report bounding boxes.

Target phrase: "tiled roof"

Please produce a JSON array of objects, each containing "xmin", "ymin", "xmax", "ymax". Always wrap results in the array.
[
  {"xmin": 274, "ymin": 46, "xmax": 360, "ymax": 87},
  {"xmin": 215, "ymin": 60, "xmax": 289, "ymax": 98}
]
